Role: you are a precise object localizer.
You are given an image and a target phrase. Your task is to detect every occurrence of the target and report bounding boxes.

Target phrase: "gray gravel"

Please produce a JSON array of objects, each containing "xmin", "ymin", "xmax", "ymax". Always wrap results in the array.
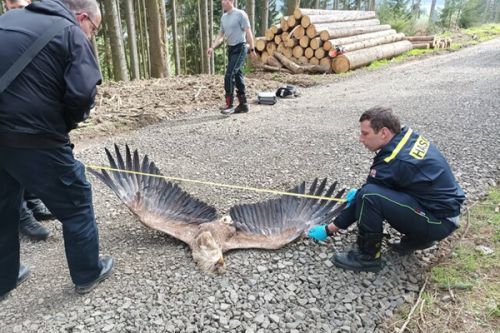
[{"xmin": 1, "ymin": 38, "xmax": 499, "ymax": 333}]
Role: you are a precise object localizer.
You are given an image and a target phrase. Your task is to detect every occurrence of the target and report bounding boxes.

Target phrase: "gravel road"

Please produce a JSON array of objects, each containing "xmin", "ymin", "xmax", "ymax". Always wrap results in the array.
[{"xmin": 1, "ymin": 38, "xmax": 498, "ymax": 333}]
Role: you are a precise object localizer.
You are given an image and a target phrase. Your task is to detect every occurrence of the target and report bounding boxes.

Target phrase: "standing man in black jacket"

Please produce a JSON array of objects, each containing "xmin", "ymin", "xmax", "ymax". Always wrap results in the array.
[
  {"xmin": 0, "ymin": 0, "xmax": 113, "ymax": 300},
  {"xmin": 3, "ymin": 0, "xmax": 56, "ymax": 243},
  {"xmin": 308, "ymin": 106, "xmax": 465, "ymax": 272}
]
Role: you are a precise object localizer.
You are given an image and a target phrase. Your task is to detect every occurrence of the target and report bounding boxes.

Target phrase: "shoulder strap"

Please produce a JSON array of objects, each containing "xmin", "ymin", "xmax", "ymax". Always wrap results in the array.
[{"xmin": 0, "ymin": 17, "xmax": 72, "ymax": 94}]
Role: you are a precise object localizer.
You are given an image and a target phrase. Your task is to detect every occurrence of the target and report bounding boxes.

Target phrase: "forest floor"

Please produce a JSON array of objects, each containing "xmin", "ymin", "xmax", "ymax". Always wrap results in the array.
[{"xmin": 70, "ymin": 71, "xmax": 330, "ymax": 145}]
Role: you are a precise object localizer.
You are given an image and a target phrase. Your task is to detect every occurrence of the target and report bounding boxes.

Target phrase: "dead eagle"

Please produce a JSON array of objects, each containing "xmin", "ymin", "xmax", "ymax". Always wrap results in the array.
[{"xmin": 89, "ymin": 145, "xmax": 347, "ymax": 273}]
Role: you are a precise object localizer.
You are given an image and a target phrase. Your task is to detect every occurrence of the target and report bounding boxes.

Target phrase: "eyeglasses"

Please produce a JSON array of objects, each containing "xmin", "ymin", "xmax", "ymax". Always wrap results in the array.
[
  {"xmin": 77, "ymin": 12, "xmax": 99, "ymax": 35},
  {"xmin": 86, "ymin": 14, "xmax": 99, "ymax": 35}
]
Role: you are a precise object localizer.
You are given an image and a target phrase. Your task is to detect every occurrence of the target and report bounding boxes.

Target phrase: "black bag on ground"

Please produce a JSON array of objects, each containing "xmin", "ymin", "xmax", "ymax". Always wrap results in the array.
[
  {"xmin": 257, "ymin": 91, "xmax": 277, "ymax": 105},
  {"xmin": 276, "ymin": 85, "xmax": 300, "ymax": 98}
]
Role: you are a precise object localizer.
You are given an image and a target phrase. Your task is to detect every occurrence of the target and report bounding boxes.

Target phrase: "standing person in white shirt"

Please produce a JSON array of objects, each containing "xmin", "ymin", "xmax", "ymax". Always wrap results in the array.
[{"xmin": 207, "ymin": 0, "xmax": 257, "ymax": 115}]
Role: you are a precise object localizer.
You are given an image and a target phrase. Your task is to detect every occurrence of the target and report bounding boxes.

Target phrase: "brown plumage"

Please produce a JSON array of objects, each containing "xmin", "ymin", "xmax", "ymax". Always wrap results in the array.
[{"xmin": 89, "ymin": 145, "xmax": 346, "ymax": 273}]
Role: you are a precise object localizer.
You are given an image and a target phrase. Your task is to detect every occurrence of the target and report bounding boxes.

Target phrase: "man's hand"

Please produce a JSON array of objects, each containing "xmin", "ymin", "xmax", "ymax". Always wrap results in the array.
[
  {"xmin": 207, "ymin": 47, "xmax": 214, "ymax": 57},
  {"xmin": 345, "ymin": 188, "xmax": 358, "ymax": 208},
  {"xmin": 249, "ymin": 49, "xmax": 257, "ymax": 59}
]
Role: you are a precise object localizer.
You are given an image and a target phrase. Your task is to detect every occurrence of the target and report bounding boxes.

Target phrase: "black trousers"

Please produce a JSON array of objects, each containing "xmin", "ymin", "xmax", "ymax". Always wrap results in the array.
[
  {"xmin": 0, "ymin": 144, "xmax": 102, "ymax": 295},
  {"xmin": 335, "ymin": 183, "xmax": 458, "ymax": 242},
  {"xmin": 224, "ymin": 43, "xmax": 248, "ymax": 98}
]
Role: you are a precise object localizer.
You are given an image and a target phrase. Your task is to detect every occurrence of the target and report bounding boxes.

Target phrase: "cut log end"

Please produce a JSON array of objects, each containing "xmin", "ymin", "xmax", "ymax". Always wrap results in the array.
[{"xmin": 333, "ymin": 56, "xmax": 350, "ymax": 73}]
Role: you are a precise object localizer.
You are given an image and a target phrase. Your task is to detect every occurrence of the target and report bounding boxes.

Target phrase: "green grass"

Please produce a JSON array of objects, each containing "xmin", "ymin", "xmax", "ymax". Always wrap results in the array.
[
  {"xmin": 463, "ymin": 23, "xmax": 500, "ymax": 41},
  {"xmin": 366, "ymin": 24, "xmax": 500, "ymax": 72},
  {"xmin": 389, "ymin": 187, "xmax": 500, "ymax": 332}
]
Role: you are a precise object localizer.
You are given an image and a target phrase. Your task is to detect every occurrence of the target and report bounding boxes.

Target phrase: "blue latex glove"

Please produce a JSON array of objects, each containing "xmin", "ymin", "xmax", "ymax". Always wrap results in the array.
[
  {"xmin": 308, "ymin": 224, "xmax": 328, "ymax": 241},
  {"xmin": 345, "ymin": 188, "xmax": 358, "ymax": 208}
]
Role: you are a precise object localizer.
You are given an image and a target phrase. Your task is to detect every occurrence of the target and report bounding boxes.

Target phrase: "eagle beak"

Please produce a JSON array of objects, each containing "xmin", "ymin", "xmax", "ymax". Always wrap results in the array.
[{"xmin": 217, "ymin": 257, "xmax": 224, "ymax": 267}]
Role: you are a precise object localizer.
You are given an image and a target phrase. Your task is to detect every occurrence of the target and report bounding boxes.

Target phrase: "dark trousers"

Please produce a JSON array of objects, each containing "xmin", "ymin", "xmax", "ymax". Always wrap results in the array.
[
  {"xmin": 224, "ymin": 43, "xmax": 248, "ymax": 98},
  {"xmin": 335, "ymin": 184, "xmax": 457, "ymax": 242},
  {"xmin": 0, "ymin": 144, "xmax": 101, "ymax": 295}
]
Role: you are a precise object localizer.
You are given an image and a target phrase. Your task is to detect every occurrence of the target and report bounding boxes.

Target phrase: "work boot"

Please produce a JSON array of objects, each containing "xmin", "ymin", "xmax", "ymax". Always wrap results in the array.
[
  {"xmin": 220, "ymin": 95, "xmax": 235, "ymax": 115},
  {"xmin": 75, "ymin": 255, "xmax": 114, "ymax": 294},
  {"xmin": 19, "ymin": 204, "xmax": 50, "ymax": 241},
  {"xmin": 389, "ymin": 236, "xmax": 436, "ymax": 256},
  {"xmin": 333, "ymin": 231, "xmax": 383, "ymax": 273},
  {"xmin": 234, "ymin": 94, "xmax": 249, "ymax": 113},
  {"xmin": 26, "ymin": 198, "xmax": 54, "ymax": 221},
  {"xmin": 0, "ymin": 264, "xmax": 30, "ymax": 302}
]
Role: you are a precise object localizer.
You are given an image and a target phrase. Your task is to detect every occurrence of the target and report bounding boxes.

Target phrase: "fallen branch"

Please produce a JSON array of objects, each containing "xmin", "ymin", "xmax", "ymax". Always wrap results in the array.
[{"xmin": 398, "ymin": 277, "xmax": 428, "ymax": 333}]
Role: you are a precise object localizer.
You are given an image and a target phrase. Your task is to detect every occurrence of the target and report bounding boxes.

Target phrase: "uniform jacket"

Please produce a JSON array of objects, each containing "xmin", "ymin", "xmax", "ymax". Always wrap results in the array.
[
  {"xmin": 366, "ymin": 126, "xmax": 465, "ymax": 218},
  {"xmin": 0, "ymin": 0, "xmax": 101, "ymax": 148}
]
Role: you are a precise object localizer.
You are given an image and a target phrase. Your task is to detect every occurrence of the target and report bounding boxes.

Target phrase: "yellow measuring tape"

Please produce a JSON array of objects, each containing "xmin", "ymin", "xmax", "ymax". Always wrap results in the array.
[{"xmin": 85, "ymin": 164, "xmax": 347, "ymax": 203}]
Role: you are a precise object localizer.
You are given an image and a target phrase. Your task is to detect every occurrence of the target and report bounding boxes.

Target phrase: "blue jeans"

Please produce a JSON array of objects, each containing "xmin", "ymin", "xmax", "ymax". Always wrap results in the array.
[
  {"xmin": 335, "ymin": 184, "xmax": 458, "ymax": 242},
  {"xmin": 224, "ymin": 43, "xmax": 248, "ymax": 98},
  {"xmin": 0, "ymin": 144, "xmax": 102, "ymax": 295}
]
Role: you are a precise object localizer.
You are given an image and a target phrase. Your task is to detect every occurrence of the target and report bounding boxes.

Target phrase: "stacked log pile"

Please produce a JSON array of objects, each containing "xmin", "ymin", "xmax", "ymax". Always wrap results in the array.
[
  {"xmin": 405, "ymin": 35, "xmax": 452, "ymax": 49},
  {"xmin": 254, "ymin": 8, "xmax": 413, "ymax": 74}
]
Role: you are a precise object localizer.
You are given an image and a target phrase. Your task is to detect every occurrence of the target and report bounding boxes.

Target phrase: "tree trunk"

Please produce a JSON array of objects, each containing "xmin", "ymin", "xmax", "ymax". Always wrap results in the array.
[
  {"xmin": 428, "ymin": 0, "xmax": 437, "ymax": 24},
  {"xmin": 405, "ymin": 35, "xmax": 434, "ymax": 41},
  {"xmin": 332, "ymin": 40, "xmax": 412, "ymax": 73},
  {"xmin": 319, "ymin": 24, "xmax": 392, "ymax": 41},
  {"xmin": 260, "ymin": 0, "xmax": 269, "ymax": 36},
  {"xmin": 286, "ymin": 0, "xmax": 301, "ymax": 16},
  {"xmin": 210, "ymin": 0, "xmax": 215, "ymax": 73},
  {"xmin": 201, "ymin": 0, "xmax": 210, "ymax": 73},
  {"xmin": 197, "ymin": 0, "xmax": 205, "ymax": 74},
  {"xmin": 90, "ymin": 36, "xmax": 102, "ymax": 77},
  {"xmin": 246, "ymin": 0, "xmax": 255, "ymax": 34},
  {"xmin": 314, "ymin": 0, "xmax": 320, "ymax": 8},
  {"xmin": 323, "ymin": 29, "xmax": 396, "ymax": 50},
  {"xmin": 145, "ymin": 0, "xmax": 168, "ymax": 78},
  {"xmin": 171, "ymin": 0, "xmax": 181, "ymax": 75},
  {"xmin": 274, "ymin": 52, "xmax": 330, "ymax": 73},
  {"xmin": 124, "ymin": 0, "xmax": 140, "ymax": 80},
  {"xmin": 158, "ymin": 0, "xmax": 170, "ymax": 76},
  {"xmin": 334, "ymin": 33, "xmax": 405, "ymax": 54},
  {"xmin": 294, "ymin": 8, "xmax": 372, "ymax": 19},
  {"xmin": 307, "ymin": 19, "xmax": 381, "ymax": 38},
  {"xmin": 103, "ymin": 0, "xmax": 129, "ymax": 81},
  {"xmin": 300, "ymin": 11, "xmax": 376, "ymax": 27}
]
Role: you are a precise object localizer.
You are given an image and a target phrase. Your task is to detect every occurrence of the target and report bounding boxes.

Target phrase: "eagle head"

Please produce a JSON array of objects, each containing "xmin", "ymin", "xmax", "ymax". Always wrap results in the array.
[{"xmin": 192, "ymin": 231, "xmax": 225, "ymax": 274}]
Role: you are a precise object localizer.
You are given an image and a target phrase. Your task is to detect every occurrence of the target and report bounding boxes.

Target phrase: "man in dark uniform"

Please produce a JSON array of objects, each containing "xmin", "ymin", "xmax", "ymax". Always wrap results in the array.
[
  {"xmin": 309, "ymin": 106, "xmax": 465, "ymax": 272},
  {"xmin": 0, "ymin": 0, "xmax": 113, "ymax": 300},
  {"xmin": 3, "ymin": 0, "xmax": 55, "ymax": 243}
]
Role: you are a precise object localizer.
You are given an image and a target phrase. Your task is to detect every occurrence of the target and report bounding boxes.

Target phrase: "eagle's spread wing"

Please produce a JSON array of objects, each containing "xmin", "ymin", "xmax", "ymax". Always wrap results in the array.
[
  {"xmin": 89, "ymin": 144, "xmax": 217, "ymax": 244},
  {"xmin": 223, "ymin": 178, "xmax": 346, "ymax": 251}
]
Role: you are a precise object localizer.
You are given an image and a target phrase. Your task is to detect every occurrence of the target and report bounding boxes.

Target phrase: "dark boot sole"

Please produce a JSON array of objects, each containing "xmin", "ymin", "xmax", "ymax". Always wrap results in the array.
[
  {"xmin": 390, "ymin": 241, "xmax": 436, "ymax": 256},
  {"xmin": 75, "ymin": 257, "xmax": 114, "ymax": 294}
]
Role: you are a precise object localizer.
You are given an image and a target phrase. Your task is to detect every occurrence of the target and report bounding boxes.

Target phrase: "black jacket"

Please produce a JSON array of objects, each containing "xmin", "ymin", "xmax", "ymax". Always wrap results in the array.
[
  {"xmin": 0, "ymin": 0, "xmax": 101, "ymax": 148},
  {"xmin": 366, "ymin": 127, "xmax": 465, "ymax": 218}
]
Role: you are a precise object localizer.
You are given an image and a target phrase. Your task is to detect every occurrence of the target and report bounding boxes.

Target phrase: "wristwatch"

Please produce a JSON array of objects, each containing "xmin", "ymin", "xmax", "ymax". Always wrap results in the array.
[{"xmin": 248, "ymin": 48, "xmax": 255, "ymax": 54}]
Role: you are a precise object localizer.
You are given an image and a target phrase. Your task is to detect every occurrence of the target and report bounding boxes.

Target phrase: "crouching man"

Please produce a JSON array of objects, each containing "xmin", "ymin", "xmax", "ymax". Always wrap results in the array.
[{"xmin": 309, "ymin": 106, "xmax": 465, "ymax": 272}]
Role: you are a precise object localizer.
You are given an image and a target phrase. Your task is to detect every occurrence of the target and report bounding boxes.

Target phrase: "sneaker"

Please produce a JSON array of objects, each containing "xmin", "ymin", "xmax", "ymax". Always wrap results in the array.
[
  {"xmin": 220, "ymin": 105, "xmax": 235, "ymax": 115},
  {"xmin": 389, "ymin": 236, "xmax": 436, "ymax": 255},
  {"xmin": 75, "ymin": 255, "xmax": 114, "ymax": 294},
  {"xmin": 27, "ymin": 199, "xmax": 54, "ymax": 221},
  {"xmin": 19, "ymin": 207, "xmax": 50, "ymax": 241},
  {"xmin": 234, "ymin": 103, "xmax": 249, "ymax": 113}
]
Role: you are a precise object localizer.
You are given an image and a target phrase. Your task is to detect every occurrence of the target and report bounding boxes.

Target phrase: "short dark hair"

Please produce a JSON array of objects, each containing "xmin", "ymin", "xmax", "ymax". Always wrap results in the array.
[{"xmin": 359, "ymin": 106, "xmax": 401, "ymax": 134}]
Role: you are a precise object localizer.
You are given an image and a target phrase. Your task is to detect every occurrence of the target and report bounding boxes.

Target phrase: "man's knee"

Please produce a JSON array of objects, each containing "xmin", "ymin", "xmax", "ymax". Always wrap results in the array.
[{"xmin": 356, "ymin": 184, "xmax": 387, "ymax": 205}]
